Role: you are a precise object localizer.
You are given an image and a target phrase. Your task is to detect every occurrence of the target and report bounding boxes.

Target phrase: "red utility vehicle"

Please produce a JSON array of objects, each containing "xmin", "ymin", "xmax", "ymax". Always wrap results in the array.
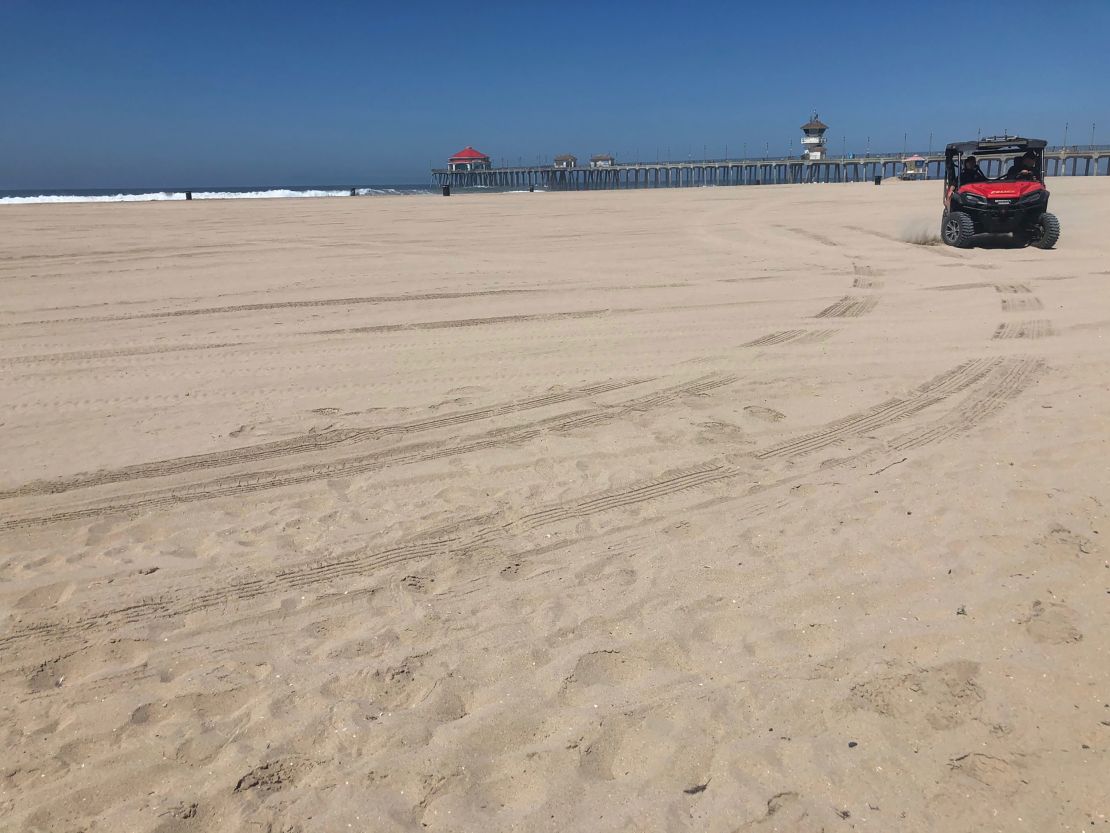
[{"xmin": 942, "ymin": 136, "xmax": 1060, "ymax": 249}]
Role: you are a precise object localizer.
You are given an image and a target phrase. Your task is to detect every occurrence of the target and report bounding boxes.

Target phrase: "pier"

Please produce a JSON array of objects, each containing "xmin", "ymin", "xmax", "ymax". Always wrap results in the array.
[{"xmin": 433, "ymin": 147, "xmax": 1110, "ymax": 191}]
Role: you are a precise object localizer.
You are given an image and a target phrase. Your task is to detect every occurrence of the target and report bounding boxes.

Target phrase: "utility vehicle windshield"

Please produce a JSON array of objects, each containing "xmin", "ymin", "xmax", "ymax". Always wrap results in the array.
[{"xmin": 956, "ymin": 150, "xmax": 1041, "ymax": 187}]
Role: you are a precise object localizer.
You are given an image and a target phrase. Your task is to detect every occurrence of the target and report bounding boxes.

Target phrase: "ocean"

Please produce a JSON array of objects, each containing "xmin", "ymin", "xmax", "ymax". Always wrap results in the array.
[{"xmin": 0, "ymin": 184, "xmax": 442, "ymax": 205}]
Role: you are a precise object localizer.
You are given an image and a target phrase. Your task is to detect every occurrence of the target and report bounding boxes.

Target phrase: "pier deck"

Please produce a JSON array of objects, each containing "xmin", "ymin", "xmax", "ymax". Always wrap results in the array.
[{"xmin": 433, "ymin": 148, "xmax": 1110, "ymax": 190}]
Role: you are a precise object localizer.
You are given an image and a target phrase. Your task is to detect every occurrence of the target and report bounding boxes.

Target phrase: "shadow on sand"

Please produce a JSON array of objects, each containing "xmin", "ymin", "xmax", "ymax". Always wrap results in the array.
[{"xmin": 970, "ymin": 234, "xmax": 1028, "ymax": 250}]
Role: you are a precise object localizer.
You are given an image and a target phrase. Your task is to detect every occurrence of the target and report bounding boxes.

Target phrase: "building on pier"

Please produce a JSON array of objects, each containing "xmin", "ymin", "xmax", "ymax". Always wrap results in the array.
[
  {"xmin": 553, "ymin": 154, "xmax": 578, "ymax": 169},
  {"xmin": 800, "ymin": 114, "xmax": 829, "ymax": 160},
  {"xmin": 589, "ymin": 154, "xmax": 615, "ymax": 168},
  {"xmin": 448, "ymin": 146, "xmax": 491, "ymax": 172}
]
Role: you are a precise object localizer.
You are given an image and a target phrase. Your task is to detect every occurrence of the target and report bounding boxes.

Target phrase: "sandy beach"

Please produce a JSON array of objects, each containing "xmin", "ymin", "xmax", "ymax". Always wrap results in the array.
[{"xmin": 1, "ymin": 179, "xmax": 1108, "ymax": 832}]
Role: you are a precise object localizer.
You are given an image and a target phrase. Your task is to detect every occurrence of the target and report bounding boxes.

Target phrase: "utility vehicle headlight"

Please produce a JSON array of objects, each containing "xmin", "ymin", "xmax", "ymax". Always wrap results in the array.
[
  {"xmin": 1018, "ymin": 190, "xmax": 1046, "ymax": 203},
  {"xmin": 961, "ymin": 192, "xmax": 986, "ymax": 204}
]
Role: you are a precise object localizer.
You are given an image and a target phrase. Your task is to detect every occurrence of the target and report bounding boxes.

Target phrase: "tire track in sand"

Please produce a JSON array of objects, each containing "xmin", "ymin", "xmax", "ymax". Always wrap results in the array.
[
  {"xmin": 992, "ymin": 320, "xmax": 1054, "ymax": 340},
  {"xmin": 890, "ymin": 358, "xmax": 1044, "ymax": 450},
  {"xmin": 1001, "ymin": 296, "xmax": 1044, "ymax": 312},
  {"xmin": 14, "ymin": 289, "xmax": 541, "ymax": 326},
  {"xmin": 814, "ymin": 295, "xmax": 879, "ymax": 319},
  {"xmin": 0, "ymin": 377, "xmax": 651, "ymax": 500},
  {"xmin": 743, "ymin": 260, "xmax": 879, "ymax": 347},
  {"xmin": 741, "ymin": 329, "xmax": 839, "ymax": 348},
  {"xmin": 308, "ymin": 299, "xmax": 760, "ymax": 338},
  {"xmin": 0, "ymin": 342, "xmax": 245, "ymax": 366},
  {"xmin": 0, "ymin": 358, "xmax": 1042, "ymax": 651},
  {"xmin": 929, "ymin": 282, "xmax": 994, "ymax": 292},
  {"xmin": 754, "ymin": 358, "xmax": 1003, "ymax": 459},
  {"xmin": 0, "ymin": 375, "xmax": 736, "ymax": 529}
]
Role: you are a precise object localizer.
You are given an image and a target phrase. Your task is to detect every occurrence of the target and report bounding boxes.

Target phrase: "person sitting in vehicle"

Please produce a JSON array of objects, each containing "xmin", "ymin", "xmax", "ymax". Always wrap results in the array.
[
  {"xmin": 960, "ymin": 155, "xmax": 987, "ymax": 185},
  {"xmin": 1006, "ymin": 151, "xmax": 1039, "ymax": 180}
]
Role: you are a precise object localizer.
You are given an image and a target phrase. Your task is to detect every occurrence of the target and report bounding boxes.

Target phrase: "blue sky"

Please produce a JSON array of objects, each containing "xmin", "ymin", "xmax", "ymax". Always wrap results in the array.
[{"xmin": 2, "ymin": 0, "xmax": 1107, "ymax": 188}]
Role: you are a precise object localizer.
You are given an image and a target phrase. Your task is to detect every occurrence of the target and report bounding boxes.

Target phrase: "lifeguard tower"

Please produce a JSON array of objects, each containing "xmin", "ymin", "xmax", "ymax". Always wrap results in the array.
[
  {"xmin": 899, "ymin": 154, "xmax": 927, "ymax": 180},
  {"xmin": 801, "ymin": 114, "xmax": 829, "ymax": 160}
]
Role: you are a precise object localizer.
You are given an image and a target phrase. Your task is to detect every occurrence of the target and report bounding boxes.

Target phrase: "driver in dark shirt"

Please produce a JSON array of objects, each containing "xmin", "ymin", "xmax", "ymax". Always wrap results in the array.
[
  {"xmin": 961, "ymin": 155, "xmax": 987, "ymax": 185},
  {"xmin": 1006, "ymin": 151, "xmax": 1039, "ymax": 180}
]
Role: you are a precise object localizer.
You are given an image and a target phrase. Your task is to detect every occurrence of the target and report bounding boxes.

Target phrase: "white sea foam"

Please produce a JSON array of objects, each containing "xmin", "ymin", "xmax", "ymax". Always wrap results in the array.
[
  {"xmin": 0, "ymin": 192, "xmax": 184, "ymax": 204},
  {"xmin": 0, "ymin": 187, "xmax": 432, "ymax": 205},
  {"xmin": 196, "ymin": 189, "xmax": 348, "ymax": 200}
]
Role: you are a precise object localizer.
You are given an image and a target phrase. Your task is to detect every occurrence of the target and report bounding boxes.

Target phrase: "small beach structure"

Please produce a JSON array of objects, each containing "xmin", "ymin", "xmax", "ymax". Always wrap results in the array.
[
  {"xmin": 801, "ymin": 114, "xmax": 829, "ymax": 160},
  {"xmin": 899, "ymin": 154, "xmax": 927, "ymax": 180},
  {"xmin": 553, "ymin": 154, "xmax": 577, "ymax": 169},
  {"xmin": 448, "ymin": 147, "xmax": 492, "ymax": 172},
  {"xmin": 589, "ymin": 154, "xmax": 615, "ymax": 168}
]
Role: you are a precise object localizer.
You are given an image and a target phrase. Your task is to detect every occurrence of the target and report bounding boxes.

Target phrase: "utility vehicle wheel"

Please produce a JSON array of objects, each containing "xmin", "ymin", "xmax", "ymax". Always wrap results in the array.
[
  {"xmin": 1030, "ymin": 212, "xmax": 1060, "ymax": 249},
  {"xmin": 942, "ymin": 211, "xmax": 975, "ymax": 248}
]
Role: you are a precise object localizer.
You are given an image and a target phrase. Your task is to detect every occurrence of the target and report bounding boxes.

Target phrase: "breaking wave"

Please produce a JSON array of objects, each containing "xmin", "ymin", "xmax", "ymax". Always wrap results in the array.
[{"xmin": 0, "ymin": 187, "xmax": 434, "ymax": 205}]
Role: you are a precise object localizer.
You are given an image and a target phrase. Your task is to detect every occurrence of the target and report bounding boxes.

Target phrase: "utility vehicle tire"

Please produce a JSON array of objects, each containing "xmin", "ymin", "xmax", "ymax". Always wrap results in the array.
[
  {"xmin": 942, "ymin": 211, "xmax": 975, "ymax": 248},
  {"xmin": 1031, "ymin": 213, "xmax": 1060, "ymax": 249}
]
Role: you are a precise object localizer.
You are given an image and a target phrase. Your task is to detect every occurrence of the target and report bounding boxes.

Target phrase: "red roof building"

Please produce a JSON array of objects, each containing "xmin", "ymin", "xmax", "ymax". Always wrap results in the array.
[{"xmin": 448, "ymin": 146, "xmax": 492, "ymax": 171}]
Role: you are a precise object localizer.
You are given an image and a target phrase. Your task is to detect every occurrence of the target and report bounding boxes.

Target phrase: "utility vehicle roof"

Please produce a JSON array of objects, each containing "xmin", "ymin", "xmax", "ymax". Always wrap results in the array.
[{"xmin": 945, "ymin": 136, "xmax": 1047, "ymax": 155}]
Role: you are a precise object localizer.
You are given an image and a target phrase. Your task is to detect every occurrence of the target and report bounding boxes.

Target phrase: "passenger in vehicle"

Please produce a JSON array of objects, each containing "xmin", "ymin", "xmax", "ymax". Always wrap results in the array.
[
  {"xmin": 960, "ymin": 155, "xmax": 987, "ymax": 185},
  {"xmin": 1006, "ymin": 151, "xmax": 1039, "ymax": 180}
]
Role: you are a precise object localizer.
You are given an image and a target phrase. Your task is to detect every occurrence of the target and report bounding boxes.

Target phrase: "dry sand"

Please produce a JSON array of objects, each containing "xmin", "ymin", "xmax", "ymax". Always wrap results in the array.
[{"xmin": 1, "ymin": 179, "xmax": 1108, "ymax": 832}]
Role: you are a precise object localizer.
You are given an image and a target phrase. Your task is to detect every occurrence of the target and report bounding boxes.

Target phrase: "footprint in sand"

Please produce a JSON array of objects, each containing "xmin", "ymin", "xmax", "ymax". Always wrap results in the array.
[
  {"xmin": 695, "ymin": 420, "xmax": 751, "ymax": 445},
  {"xmin": 401, "ymin": 574, "xmax": 432, "ymax": 593},
  {"xmin": 233, "ymin": 757, "xmax": 315, "ymax": 795},
  {"xmin": 562, "ymin": 650, "xmax": 652, "ymax": 699},
  {"xmin": 1016, "ymin": 600, "xmax": 1084, "ymax": 644},
  {"xmin": 744, "ymin": 405, "xmax": 786, "ymax": 423},
  {"xmin": 29, "ymin": 638, "xmax": 151, "ymax": 692},
  {"xmin": 129, "ymin": 688, "xmax": 251, "ymax": 727},
  {"xmin": 947, "ymin": 752, "xmax": 1026, "ymax": 794},
  {"xmin": 318, "ymin": 654, "xmax": 439, "ymax": 713},
  {"xmin": 1036, "ymin": 524, "xmax": 1097, "ymax": 560},
  {"xmin": 14, "ymin": 580, "xmax": 76, "ymax": 610},
  {"xmin": 575, "ymin": 706, "xmax": 713, "ymax": 786},
  {"xmin": 850, "ymin": 660, "xmax": 984, "ymax": 730}
]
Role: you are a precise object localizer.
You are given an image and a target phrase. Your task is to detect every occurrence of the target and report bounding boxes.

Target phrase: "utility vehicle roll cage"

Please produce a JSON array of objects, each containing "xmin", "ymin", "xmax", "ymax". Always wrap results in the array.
[{"xmin": 945, "ymin": 136, "xmax": 1047, "ymax": 186}]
